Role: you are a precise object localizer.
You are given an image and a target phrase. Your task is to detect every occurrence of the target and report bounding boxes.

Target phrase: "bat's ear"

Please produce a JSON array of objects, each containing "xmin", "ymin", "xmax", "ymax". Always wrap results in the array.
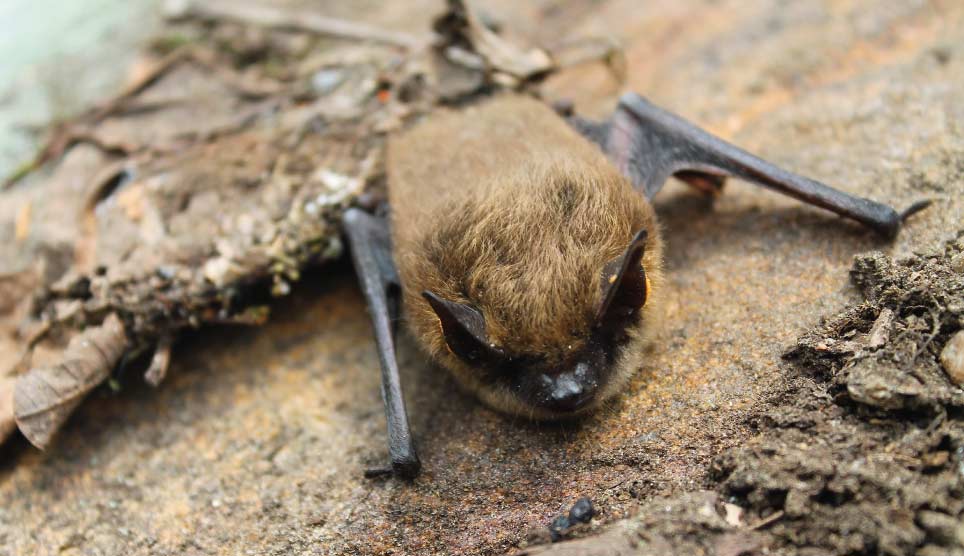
[
  {"xmin": 422, "ymin": 291, "xmax": 499, "ymax": 363},
  {"xmin": 595, "ymin": 229, "xmax": 649, "ymax": 327}
]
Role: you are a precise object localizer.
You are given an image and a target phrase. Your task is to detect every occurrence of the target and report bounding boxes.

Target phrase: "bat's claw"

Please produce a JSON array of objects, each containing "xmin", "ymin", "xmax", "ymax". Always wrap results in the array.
[
  {"xmin": 363, "ymin": 466, "xmax": 394, "ymax": 479},
  {"xmin": 900, "ymin": 199, "xmax": 933, "ymax": 222},
  {"xmin": 363, "ymin": 454, "xmax": 421, "ymax": 480},
  {"xmin": 391, "ymin": 453, "xmax": 421, "ymax": 480}
]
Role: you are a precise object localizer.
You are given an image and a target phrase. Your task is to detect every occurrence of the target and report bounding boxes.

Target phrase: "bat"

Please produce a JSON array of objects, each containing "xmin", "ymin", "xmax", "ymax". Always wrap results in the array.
[{"xmin": 342, "ymin": 92, "xmax": 910, "ymax": 479}]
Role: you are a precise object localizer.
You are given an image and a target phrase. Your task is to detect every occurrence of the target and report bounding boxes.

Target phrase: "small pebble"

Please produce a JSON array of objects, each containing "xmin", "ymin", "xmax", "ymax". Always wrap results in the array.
[
  {"xmin": 941, "ymin": 331, "xmax": 964, "ymax": 386},
  {"xmin": 547, "ymin": 497, "xmax": 595, "ymax": 542},
  {"xmin": 311, "ymin": 68, "xmax": 344, "ymax": 95},
  {"xmin": 155, "ymin": 265, "xmax": 177, "ymax": 280},
  {"xmin": 548, "ymin": 515, "xmax": 570, "ymax": 542},
  {"xmin": 568, "ymin": 497, "xmax": 595, "ymax": 524}
]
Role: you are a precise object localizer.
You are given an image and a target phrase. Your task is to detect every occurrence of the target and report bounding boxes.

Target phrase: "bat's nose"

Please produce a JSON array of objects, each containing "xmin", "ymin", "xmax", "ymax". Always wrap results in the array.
[
  {"xmin": 539, "ymin": 362, "xmax": 597, "ymax": 412},
  {"xmin": 548, "ymin": 375, "xmax": 589, "ymax": 411}
]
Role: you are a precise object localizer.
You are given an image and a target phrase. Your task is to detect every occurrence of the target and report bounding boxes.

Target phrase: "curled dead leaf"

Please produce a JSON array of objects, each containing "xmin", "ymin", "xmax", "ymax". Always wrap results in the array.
[{"xmin": 14, "ymin": 314, "xmax": 128, "ymax": 449}]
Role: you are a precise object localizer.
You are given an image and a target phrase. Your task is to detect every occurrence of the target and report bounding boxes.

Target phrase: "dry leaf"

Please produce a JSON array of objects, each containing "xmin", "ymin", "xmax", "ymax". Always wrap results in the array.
[
  {"xmin": 1, "ymin": 0, "xmax": 559, "ymax": 456},
  {"xmin": 0, "ymin": 268, "xmax": 44, "ymax": 378},
  {"xmin": 0, "ymin": 267, "xmax": 39, "ymax": 315},
  {"xmin": 14, "ymin": 314, "xmax": 128, "ymax": 449},
  {"xmin": 445, "ymin": 0, "xmax": 553, "ymax": 80}
]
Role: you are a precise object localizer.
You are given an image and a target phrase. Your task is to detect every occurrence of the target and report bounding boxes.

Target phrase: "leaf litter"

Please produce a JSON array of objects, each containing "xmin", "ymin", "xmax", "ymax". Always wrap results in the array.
[{"xmin": 0, "ymin": 0, "xmax": 617, "ymax": 453}]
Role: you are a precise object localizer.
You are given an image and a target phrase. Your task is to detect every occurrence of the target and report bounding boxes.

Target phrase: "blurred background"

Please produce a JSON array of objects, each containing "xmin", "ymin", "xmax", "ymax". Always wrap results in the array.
[{"xmin": 0, "ymin": 0, "xmax": 158, "ymax": 179}]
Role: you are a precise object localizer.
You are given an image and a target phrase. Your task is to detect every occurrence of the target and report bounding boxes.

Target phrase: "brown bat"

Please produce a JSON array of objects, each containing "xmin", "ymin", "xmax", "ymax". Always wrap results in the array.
[{"xmin": 342, "ymin": 92, "xmax": 909, "ymax": 479}]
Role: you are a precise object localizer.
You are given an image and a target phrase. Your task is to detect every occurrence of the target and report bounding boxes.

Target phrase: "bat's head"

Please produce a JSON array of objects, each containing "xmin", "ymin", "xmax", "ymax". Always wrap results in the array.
[
  {"xmin": 407, "ymin": 162, "xmax": 663, "ymax": 420},
  {"xmin": 422, "ymin": 229, "xmax": 657, "ymax": 418}
]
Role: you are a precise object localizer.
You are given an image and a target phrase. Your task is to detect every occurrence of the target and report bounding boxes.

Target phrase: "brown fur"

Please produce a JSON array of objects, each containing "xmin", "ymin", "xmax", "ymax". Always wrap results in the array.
[{"xmin": 388, "ymin": 95, "xmax": 664, "ymax": 418}]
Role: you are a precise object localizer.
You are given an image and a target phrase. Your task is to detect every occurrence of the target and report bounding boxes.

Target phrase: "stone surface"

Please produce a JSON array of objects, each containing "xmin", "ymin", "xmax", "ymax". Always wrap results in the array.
[{"xmin": 2, "ymin": 1, "xmax": 964, "ymax": 555}]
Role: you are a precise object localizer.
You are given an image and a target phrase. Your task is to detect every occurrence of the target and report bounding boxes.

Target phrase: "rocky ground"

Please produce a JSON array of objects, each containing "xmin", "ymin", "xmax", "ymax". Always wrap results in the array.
[{"xmin": 1, "ymin": 1, "xmax": 963, "ymax": 555}]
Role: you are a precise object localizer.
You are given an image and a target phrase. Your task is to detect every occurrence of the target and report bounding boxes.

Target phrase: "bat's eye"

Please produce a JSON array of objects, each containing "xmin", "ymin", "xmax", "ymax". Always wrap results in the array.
[
  {"xmin": 422, "ymin": 291, "xmax": 502, "ymax": 364},
  {"xmin": 594, "ymin": 228, "xmax": 649, "ymax": 327}
]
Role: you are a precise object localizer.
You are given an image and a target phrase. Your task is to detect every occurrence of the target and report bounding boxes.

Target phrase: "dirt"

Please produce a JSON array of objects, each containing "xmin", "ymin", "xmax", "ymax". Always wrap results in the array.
[
  {"xmin": 720, "ymin": 235, "xmax": 964, "ymax": 556},
  {"xmin": 2, "ymin": 1, "xmax": 964, "ymax": 555},
  {"xmin": 524, "ymin": 234, "xmax": 964, "ymax": 556}
]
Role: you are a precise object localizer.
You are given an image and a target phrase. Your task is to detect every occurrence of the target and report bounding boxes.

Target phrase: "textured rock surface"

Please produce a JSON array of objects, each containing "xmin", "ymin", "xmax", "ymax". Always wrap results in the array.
[{"xmin": 2, "ymin": 1, "xmax": 964, "ymax": 555}]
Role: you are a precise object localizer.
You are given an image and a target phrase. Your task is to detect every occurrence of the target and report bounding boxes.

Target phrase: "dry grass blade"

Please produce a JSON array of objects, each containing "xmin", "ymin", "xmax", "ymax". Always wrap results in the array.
[{"xmin": 13, "ymin": 314, "xmax": 128, "ymax": 449}]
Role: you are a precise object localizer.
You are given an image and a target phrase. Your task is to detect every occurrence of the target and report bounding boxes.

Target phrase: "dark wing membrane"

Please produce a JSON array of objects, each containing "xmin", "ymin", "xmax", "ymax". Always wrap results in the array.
[{"xmin": 573, "ymin": 93, "xmax": 902, "ymax": 238}]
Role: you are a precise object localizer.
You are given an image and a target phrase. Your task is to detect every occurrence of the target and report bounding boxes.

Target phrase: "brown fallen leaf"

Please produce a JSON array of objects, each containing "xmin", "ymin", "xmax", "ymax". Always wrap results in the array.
[
  {"xmin": 13, "ymin": 314, "xmax": 128, "ymax": 449},
  {"xmin": 0, "ymin": 268, "xmax": 44, "ymax": 379},
  {"xmin": 0, "ymin": 267, "xmax": 39, "ymax": 316}
]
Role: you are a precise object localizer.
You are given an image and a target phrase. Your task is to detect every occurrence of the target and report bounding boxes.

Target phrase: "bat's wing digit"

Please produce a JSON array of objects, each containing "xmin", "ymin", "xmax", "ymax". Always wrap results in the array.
[
  {"xmin": 601, "ymin": 92, "xmax": 902, "ymax": 238},
  {"xmin": 342, "ymin": 208, "xmax": 420, "ymax": 479}
]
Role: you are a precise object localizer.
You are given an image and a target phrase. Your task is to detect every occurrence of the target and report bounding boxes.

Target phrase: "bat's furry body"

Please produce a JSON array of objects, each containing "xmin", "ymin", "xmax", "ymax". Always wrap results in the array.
[
  {"xmin": 388, "ymin": 96, "xmax": 663, "ymax": 418},
  {"xmin": 345, "ymin": 90, "xmax": 905, "ymax": 477}
]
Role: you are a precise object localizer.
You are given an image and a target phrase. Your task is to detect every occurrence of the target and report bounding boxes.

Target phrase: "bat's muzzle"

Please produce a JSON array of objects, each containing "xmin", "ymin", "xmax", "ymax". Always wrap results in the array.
[{"xmin": 536, "ymin": 361, "xmax": 598, "ymax": 413}]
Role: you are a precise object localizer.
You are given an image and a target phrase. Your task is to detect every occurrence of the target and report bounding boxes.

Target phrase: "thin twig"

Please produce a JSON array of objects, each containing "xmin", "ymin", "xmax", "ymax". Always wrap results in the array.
[
  {"xmin": 749, "ymin": 510, "xmax": 785, "ymax": 530},
  {"xmin": 167, "ymin": 0, "xmax": 423, "ymax": 49},
  {"xmin": 2, "ymin": 49, "xmax": 188, "ymax": 190},
  {"xmin": 911, "ymin": 305, "xmax": 943, "ymax": 365},
  {"xmin": 89, "ymin": 48, "xmax": 194, "ymax": 122},
  {"xmin": 144, "ymin": 335, "xmax": 173, "ymax": 387},
  {"xmin": 3, "ymin": 45, "xmax": 278, "ymax": 190}
]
